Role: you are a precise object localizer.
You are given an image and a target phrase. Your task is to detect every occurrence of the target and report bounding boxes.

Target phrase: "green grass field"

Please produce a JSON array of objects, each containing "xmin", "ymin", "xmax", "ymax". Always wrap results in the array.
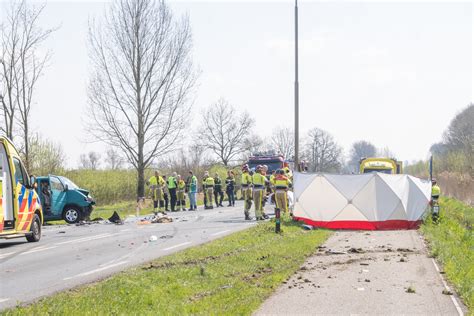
[
  {"xmin": 421, "ymin": 197, "xmax": 473, "ymax": 311},
  {"xmin": 7, "ymin": 216, "xmax": 331, "ymax": 315}
]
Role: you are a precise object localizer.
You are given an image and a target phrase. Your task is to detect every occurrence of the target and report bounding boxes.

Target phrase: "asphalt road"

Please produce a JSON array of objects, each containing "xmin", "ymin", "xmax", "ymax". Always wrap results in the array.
[
  {"xmin": 256, "ymin": 230, "xmax": 467, "ymax": 315},
  {"xmin": 0, "ymin": 201, "xmax": 258, "ymax": 310}
]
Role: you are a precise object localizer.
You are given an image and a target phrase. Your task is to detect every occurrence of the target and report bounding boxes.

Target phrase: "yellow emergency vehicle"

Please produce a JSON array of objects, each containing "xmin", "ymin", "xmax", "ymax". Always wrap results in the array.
[
  {"xmin": 0, "ymin": 136, "xmax": 43, "ymax": 242},
  {"xmin": 359, "ymin": 158, "xmax": 403, "ymax": 174}
]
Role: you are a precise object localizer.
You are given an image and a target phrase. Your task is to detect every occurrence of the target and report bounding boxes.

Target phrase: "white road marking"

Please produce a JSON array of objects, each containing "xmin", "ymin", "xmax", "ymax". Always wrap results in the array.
[
  {"xmin": 0, "ymin": 298, "xmax": 10, "ymax": 303},
  {"xmin": 120, "ymin": 229, "xmax": 132, "ymax": 232},
  {"xmin": 20, "ymin": 246, "xmax": 57, "ymax": 255},
  {"xmin": 211, "ymin": 230, "xmax": 231, "ymax": 236},
  {"xmin": 55, "ymin": 233, "xmax": 114, "ymax": 245},
  {"xmin": 0, "ymin": 252, "xmax": 16, "ymax": 259},
  {"xmin": 63, "ymin": 261, "xmax": 128, "ymax": 281},
  {"xmin": 431, "ymin": 258, "xmax": 464, "ymax": 316},
  {"xmin": 163, "ymin": 242, "xmax": 191, "ymax": 251}
]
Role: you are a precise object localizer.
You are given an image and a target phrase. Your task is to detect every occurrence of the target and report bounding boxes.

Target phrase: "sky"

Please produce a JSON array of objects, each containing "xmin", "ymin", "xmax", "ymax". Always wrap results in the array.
[{"xmin": 1, "ymin": 0, "xmax": 473, "ymax": 168}]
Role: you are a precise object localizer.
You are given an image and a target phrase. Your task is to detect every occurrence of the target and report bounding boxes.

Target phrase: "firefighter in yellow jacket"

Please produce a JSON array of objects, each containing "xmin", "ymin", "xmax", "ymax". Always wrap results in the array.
[
  {"xmin": 241, "ymin": 164, "xmax": 252, "ymax": 220},
  {"xmin": 203, "ymin": 171, "xmax": 215, "ymax": 209},
  {"xmin": 147, "ymin": 170, "xmax": 165, "ymax": 213},
  {"xmin": 273, "ymin": 169, "xmax": 291, "ymax": 214},
  {"xmin": 177, "ymin": 175, "xmax": 186, "ymax": 211},
  {"xmin": 252, "ymin": 165, "xmax": 269, "ymax": 220}
]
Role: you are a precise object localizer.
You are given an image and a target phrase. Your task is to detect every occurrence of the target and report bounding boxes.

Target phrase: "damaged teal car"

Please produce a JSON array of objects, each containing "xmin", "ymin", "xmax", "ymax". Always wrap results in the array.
[{"xmin": 35, "ymin": 175, "xmax": 95, "ymax": 224}]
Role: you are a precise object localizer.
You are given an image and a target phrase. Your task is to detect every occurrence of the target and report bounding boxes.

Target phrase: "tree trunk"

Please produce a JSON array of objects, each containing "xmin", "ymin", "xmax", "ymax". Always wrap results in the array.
[
  {"xmin": 137, "ymin": 162, "xmax": 145, "ymax": 199},
  {"xmin": 24, "ymin": 121, "xmax": 29, "ymax": 172}
]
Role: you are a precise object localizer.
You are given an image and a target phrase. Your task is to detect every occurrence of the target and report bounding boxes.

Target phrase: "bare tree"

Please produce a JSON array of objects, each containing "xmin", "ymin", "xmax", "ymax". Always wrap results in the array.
[
  {"xmin": 28, "ymin": 134, "xmax": 66, "ymax": 175},
  {"xmin": 87, "ymin": 0, "xmax": 197, "ymax": 197},
  {"xmin": 88, "ymin": 151, "xmax": 101, "ymax": 170},
  {"xmin": 0, "ymin": 1, "xmax": 56, "ymax": 170},
  {"xmin": 197, "ymin": 98, "xmax": 254, "ymax": 166},
  {"xmin": 303, "ymin": 128, "xmax": 342, "ymax": 173},
  {"xmin": 105, "ymin": 147, "xmax": 123, "ymax": 169},
  {"xmin": 348, "ymin": 140, "xmax": 376, "ymax": 172},
  {"xmin": 442, "ymin": 103, "xmax": 474, "ymax": 174},
  {"xmin": 271, "ymin": 126, "xmax": 294, "ymax": 159},
  {"xmin": 377, "ymin": 146, "xmax": 396, "ymax": 159}
]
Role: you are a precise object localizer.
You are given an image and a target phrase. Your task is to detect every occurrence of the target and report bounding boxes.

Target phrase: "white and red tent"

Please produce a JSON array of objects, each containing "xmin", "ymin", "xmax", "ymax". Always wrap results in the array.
[{"xmin": 292, "ymin": 172, "xmax": 431, "ymax": 230}]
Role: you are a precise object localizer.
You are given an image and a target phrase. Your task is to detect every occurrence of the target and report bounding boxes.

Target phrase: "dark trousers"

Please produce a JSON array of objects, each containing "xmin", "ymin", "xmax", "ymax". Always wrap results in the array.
[
  {"xmin": 164, "ymin": 193, "xmax": 169, "ymax": 210},
  {"xmin": 169, "ymin": 188, "xmax": 177, "ymax": 211},
  {"xmin": 226, "ymin": 189, "xmax": 235, "ymax": 206},
  {"xmin": 214, "ymin": 189, "xmax": 224, "ymax": 206}
]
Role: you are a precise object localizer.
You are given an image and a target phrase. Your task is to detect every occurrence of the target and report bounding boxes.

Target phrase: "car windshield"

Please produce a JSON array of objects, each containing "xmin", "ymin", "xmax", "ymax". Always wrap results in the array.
[
  {"xmin": 59, "ymin": 176, "xmax": 79, "ymax": 189},
  {"xmin": 248, "ymin": 160, "xmax": 282, "ymax": 173},
  {"xmin": 363, "ymin": 168, "xmax": 392, "ymax": 174}
]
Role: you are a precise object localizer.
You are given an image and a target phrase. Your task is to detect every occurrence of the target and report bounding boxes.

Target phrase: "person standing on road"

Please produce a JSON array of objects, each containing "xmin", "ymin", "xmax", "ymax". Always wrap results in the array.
[
  {"xmin": 274, "ymin": 169, "xmax": 291, "ymax": 214},
  {"xmin": 225, "ymin": 170, "xmax": 236, "ymax": 207},
  {"xmin": 252, "ymin": 165, "xmax": 269, "ymax": 220},
  {"xmin": 203, "ymin": 171, "xmax": 215, "ymax": 209},
  {"xmin": 167, "ymin": 172, "xmax": 178, "ymax": 212},
  {"xmin": 187, "ymin": 171, "xmax": 198, "ymax": 211},
  {"xmin": 162, "ymin": 175, "xmax": 170, "ymax": 212},
  {"xmin": 214, "ymin": 172, "xmax": 224, "ymax": 207},
  {"xmin": 147, "ymin": 171, "xmax": 166, "ymax": 213},
  {"xmin": 241, "ymin": 164, "xmax": 253, "ymax": 220},
  {"xmin": 177, "ymin": 175, "xmax": 186, "ymax": 211}
]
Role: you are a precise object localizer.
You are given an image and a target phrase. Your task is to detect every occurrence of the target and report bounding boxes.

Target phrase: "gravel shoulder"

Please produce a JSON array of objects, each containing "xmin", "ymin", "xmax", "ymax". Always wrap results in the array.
[{"xmin": 256, "ymin": 230, "xmax": 467, "ymax": 315}]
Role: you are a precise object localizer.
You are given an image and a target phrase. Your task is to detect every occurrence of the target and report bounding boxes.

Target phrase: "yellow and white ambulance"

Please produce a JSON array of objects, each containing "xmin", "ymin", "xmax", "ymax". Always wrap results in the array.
[{"xmin": 0, "ymin": 136, "xmax": 43, "ymax": 242}]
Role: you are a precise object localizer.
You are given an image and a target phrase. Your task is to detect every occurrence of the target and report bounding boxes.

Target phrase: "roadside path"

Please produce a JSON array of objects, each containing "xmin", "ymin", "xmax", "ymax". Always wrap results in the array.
[{"xmin": 256, "ymin": 230, "xmax": 467, "ymax": 315}]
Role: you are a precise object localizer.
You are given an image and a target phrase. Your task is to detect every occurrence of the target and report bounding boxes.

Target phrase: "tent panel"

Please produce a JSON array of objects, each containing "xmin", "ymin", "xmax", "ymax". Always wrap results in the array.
[
  {"xmin": 324, "ymin": 174, "xmax": 373, "ymax": 201},
  {"xmin": 332, "ymin": 204, "xmax": 369, "ymax": 221}
]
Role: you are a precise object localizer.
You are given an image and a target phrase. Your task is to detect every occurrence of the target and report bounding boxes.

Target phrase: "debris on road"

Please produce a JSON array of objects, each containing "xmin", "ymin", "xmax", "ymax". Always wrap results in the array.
[
  {"xmin": 108, "ymin": 211, "xmax": 123, "ymax": 224},
  {"xmin": 348, "ymin": 247, "xmax": 365, "ymax": 254},
  {"xmin": 150, "ymin": 213, "xmax": 173, "ymax": 223},
  {"xmin": 149, "ymin": 235, "xmax": 158, "ymax": 242},
  {"xmin": 406, "ymin": 286, "xmax": 416, "ymax": 293},
  {"xmin": 442, "ymin": 289, "xmax": 453, "ymax": 295},
  {"xmin": 57, "ymin": 231, "xmax": 66, "ymax": 234},
  {"xmin": 160, "ymin": 235, "xmax": 173, "ymax": 239}
]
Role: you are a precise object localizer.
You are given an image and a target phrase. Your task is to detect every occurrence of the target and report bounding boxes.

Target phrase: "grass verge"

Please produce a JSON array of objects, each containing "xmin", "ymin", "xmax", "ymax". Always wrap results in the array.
[
  {"xmin": 6, "ymin": 216, "xmax": 331, "ymax": 315},
  {"xmin": 421, "ymin": 197, "xmax": 473, "ymax": 311}
]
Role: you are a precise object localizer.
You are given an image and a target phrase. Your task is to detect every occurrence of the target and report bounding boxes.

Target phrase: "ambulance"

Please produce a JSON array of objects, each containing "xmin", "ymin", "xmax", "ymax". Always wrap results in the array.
[{"xmin": 0, "ymin": 136, "xmax": 43, "ymax": 242}]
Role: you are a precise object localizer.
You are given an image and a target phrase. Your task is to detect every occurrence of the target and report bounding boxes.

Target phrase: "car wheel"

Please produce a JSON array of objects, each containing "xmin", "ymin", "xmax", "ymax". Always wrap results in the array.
[
  {"xmin": 62, "ymin": 206, "xmax": 81, "ymax": 224},
  {"xmin": 26, "ymin": 214, "xmax": 41, "ymax": 242}
]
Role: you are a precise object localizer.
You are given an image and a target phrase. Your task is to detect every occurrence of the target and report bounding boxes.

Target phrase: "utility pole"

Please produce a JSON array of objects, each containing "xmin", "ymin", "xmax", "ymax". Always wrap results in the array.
[{"xmin": 294, "ymin": 0, "xmax": 300, "ymax": 171}]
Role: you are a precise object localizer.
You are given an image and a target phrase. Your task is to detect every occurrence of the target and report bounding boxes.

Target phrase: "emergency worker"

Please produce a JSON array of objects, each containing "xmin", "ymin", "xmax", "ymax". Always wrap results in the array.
[
  {"xmin": 283, "ymin": 161, "xmax": 293, "ymax": 179},
  {"xmin": 167, "ymin": 172, "xmax": 178, "ymax": 212},
  {"xmin": 177, "ymin": 175, "xmax": 186, "ymax": 211},
  {"xmin": 214, "ymin": 172, "xmax": 224, "ymax": 207},
  {"xmin": 241, "ymin": 164, "xmax": 253, "ymax": 220},
  {"xmin": 274, "ymin": 169, "xmax": 291, "ymax": 213},
  {"xmin": 252, "ymin": 165, "xmax": 269, "ymax": 220},
  {"xmin": 147, "ymin": 171, "xmax": 165, "ymax": 213},
  {"xmin": 203, "ymin": 171, "xmax": 215, "ymax": 209},
  {"xmin": 431, "ymin": 179, "xmax": 441, "ymax": 200},
  {"xmin": 162, "ymin": 175, "xmax": 170, "ymax": 212},
  {"xmin": 187, "ymin": 171, "xmax": 198, "ymax": 211},
  {"xmin": 225, "ymin": 170, "xmax": 236, "ymax": 207}
]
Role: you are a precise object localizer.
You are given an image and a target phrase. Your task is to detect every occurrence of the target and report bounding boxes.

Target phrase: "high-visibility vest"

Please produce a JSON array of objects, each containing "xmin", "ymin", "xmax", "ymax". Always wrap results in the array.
[
  {"xmin": 204, "ymin": 177, "xmax": 215, "ymax": 188},
  {"xmin": 274, "ymin": 175, "xmax": 290, "ymax": 189},
  {"xmin": 178, "ymin": 180, "xmax": 186, "ymax": 190},
  {"xmin": 241, "ymin": 172, "xmax": 252, "ymax": 186},
  {"xmin": 167, "ymin": 176, "xmax": 177, "ymax": 189},
  {"xmin": 252, "ymin": 173, "xmax": 266, "ymax": 187},
  {"xmin": 431, "ymin": 185, "xmax": 441, "ymax": 196},
  {"xmin": 149, "ymin": 176, "xmax": 164, "ymax": 187}
]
